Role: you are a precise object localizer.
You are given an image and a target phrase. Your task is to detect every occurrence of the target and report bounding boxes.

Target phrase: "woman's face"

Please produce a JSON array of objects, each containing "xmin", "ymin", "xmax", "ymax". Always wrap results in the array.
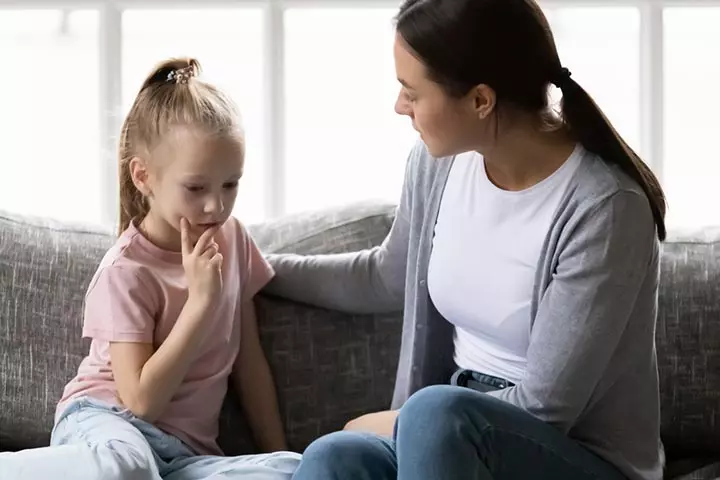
[{"xmin": 393, "ymin": 33, "xmax": 496, "ymax": 158}]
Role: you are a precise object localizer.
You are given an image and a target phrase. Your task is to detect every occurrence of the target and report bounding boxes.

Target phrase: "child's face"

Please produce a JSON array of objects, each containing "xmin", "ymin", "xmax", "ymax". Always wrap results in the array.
[{"xmin": 144, "ymin": 127, "xmax": 245, "ymax": 243}]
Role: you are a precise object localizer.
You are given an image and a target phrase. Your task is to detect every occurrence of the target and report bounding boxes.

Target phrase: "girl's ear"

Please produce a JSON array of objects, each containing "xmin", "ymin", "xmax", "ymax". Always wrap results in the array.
[{"xmin": 129, "ymin": 157, "xmax": 152, "ymax": 197}]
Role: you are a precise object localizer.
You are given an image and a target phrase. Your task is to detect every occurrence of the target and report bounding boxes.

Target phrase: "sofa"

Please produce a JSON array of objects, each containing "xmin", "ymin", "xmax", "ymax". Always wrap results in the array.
[{"xmin": 1, "ymin": 201, "xmax": 720, "ymax": 479}]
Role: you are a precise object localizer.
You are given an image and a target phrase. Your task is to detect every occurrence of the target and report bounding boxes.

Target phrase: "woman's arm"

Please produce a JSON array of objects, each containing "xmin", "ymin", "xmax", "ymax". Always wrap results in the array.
[
  {"xmin": 263, "ymin": 141, "xmax": 427, "ymax": 314},
  {"xmin": 232, "ymin": 299, "xmax": 288, "ymax": 452},
  {"xmin": 488, "ymin": 189, "xmax": 658, "ymax": 432}
]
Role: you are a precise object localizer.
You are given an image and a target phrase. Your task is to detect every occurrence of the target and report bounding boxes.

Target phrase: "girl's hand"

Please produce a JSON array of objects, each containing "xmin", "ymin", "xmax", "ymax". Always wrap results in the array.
[{"xmin": 181, "ymin": 218, "xmax": 223, "ymax": 308}]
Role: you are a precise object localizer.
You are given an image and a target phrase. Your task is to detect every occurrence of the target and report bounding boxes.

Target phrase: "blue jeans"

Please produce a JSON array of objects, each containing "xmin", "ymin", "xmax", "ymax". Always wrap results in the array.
[
  {"xmin": 292, "ymin": 385, "xmax": 627, "ymax": 480},
  {"xmin": 0, "ymin": 397, "xmax": 300, "ymax": 480}
]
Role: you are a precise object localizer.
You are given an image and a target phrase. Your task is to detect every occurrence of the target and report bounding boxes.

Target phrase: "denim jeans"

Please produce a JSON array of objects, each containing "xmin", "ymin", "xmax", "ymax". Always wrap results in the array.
[
  {"xmin": 292, "ymin": 384, "xmax": 627, "ymax": 480},
  {"xmin": 0, "ymin": 396, "xmax": 300, "ymax": 480}
]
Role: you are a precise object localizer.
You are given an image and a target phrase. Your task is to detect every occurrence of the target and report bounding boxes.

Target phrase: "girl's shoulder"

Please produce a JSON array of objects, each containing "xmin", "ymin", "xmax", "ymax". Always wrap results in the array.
[
  {"xmin": 85, "ymin": 227, "xmax": 164, "ymax": 301},
  {"xmin": 217, "ymin": 215, "xmax": 260, "ymax": 255}
]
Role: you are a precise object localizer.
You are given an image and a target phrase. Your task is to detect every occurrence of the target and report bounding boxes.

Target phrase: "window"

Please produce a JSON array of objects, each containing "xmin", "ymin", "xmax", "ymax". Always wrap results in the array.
[
  {"xmin": 0, "ymin": 1, "xmax": 717, "ymax": 231},
  {"xmin": 122, "ymin": 9, "xmax": 266, "ymax": 224},
  {"xmin": 0, "ymin": 10, "xmax": 100, "ymax": 224},
  {"xmin": 547, "ymin": 7, "xmax": 642, "ymax": 156},
  {"xmin": 664, "ymin": 8, "xmax": 720, "ymax": 229},
  {"xmin": 284, "ymin": 8, "xmax": 417, "ymax": 214}
]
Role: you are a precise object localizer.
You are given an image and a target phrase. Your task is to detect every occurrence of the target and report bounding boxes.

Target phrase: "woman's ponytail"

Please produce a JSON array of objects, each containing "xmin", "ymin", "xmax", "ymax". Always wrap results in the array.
[{"xmin": 557, "ymin": 73, "xmax": 667, "ymax": 241}]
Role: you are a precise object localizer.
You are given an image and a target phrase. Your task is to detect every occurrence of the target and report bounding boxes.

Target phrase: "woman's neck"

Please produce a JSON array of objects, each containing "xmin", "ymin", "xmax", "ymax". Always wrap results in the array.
[{"xmin": 479, "ymin": 120, "xmax": 576, "ymax": 192}]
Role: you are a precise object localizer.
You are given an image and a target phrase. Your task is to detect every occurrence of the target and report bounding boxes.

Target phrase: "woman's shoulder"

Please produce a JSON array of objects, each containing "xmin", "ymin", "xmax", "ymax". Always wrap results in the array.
[
  {"xmin": 565, "ymin": 148, "xmax": 658, "ymax": 246},
  {"xmin": 572, "ymin": 147, "xmax": 650, "ymax": 207}
]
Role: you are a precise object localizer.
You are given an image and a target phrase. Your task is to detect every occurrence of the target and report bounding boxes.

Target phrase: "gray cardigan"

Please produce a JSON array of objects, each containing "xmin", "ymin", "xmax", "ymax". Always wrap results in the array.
[{"xmin": 265, "ymin": 140, "xmax": 663, "ymax": 480}]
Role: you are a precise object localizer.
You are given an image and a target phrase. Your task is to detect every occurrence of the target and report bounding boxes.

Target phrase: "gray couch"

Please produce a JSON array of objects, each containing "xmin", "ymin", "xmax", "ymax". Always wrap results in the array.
[{"xmin": 1, "ymin": 202, "xmax": 720, "ymax": 479}]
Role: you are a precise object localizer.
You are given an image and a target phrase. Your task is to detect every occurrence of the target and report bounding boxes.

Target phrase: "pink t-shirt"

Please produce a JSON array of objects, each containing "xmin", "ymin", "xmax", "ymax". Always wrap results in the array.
[{"xmin": 57, "ymin": 217, "xmax": 273, "ymax": 455}]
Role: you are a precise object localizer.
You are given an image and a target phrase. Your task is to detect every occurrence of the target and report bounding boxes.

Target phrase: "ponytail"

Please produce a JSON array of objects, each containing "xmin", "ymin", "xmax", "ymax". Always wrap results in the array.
[
  {"xmin": 117, "ymin": 58, "xmax": 198, "ymax": 234},
  {"xmin": 559, "ymin": 77, "xmax": 667, "ymax": 241},
  {"xmin": 118, "ymin": 118, "xmax": 148, "ymax": 234}
]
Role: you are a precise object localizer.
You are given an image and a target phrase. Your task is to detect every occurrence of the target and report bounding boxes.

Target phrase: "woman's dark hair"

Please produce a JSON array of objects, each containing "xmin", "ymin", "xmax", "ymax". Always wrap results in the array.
[{"xmin": 395, "ymin": 0, "xmax": 667, "ymax": 241}]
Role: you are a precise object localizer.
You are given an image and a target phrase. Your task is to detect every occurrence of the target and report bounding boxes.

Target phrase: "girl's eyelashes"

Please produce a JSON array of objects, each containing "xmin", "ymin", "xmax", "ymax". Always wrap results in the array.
[{"xmin": 184, "ymin": 182, "xmax": 238, "ymax": 193}]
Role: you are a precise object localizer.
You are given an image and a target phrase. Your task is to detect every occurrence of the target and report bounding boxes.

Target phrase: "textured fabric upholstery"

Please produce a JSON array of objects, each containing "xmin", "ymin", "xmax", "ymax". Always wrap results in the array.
[{"xmin": 2, "ymin": 205, "xmax": 720, "ymax": 478}]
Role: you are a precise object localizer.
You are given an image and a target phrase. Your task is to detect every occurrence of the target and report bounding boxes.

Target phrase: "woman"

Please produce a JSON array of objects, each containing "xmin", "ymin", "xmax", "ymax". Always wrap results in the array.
[{"xmin": 265, "ymin": 0, "xmax": 665, "ymax": 479}]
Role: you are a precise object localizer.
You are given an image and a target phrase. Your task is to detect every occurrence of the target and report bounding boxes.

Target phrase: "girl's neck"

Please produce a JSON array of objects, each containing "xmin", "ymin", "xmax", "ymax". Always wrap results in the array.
[{"xmin": 139, "ymin": 213, "xmax": 182, "ymax": 252}]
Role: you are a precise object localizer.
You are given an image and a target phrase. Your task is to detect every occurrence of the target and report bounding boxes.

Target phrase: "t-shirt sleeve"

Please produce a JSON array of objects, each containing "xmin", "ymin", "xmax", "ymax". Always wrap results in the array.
[
  {"xmin": 238, "ymin": 222, "xmax": 274, "ymax": 302},
  {"xmin": 82, "ymin": 265, "xmax": 157, "ymax": 343}
]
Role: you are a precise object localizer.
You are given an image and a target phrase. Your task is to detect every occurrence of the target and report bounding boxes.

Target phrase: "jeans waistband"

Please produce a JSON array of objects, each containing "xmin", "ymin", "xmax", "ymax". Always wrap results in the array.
[{"xmin": 451, "ymin": 369, "xmax": 515, "ymax": 392}]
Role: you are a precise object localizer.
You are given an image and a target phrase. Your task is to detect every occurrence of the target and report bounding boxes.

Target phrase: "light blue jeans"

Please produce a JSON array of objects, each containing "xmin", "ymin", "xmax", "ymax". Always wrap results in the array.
[
  {"xmin": 0, "ymin": 396, "xmax": 300, "ymax": 480},
  {"xmin": 292, "ymin": 385, "xmax": 628, "ymax": 480}
]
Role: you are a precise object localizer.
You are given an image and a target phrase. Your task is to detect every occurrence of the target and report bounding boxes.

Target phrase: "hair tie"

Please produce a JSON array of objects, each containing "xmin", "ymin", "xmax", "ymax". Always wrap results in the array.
[
  {"xmin": 551, "ymin": 67, "xmax": 572, "ymax": 88},
  {"xmin": 167, "ymin": 66, "xmax": 195, "ymax": 85}
]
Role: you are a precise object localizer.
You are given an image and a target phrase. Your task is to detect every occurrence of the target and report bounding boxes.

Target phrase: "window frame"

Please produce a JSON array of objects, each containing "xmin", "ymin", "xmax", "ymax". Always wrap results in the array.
[{"xmin": 1, "ymin": 0, "xmax": 707, "ymax": 227}]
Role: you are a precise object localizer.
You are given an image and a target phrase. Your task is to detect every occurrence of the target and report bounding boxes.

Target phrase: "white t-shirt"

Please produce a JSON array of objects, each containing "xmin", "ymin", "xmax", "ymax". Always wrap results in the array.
[{"xmin": 427, "ymin": 145, "xmax": 584, "ymax": 384}]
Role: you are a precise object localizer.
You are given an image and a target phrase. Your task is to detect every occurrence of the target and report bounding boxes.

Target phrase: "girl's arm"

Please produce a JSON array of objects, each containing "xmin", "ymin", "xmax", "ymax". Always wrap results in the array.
[
  {"xmin": 108, "ymin": 222, "xmax": 223, "ymax": 423},
  {"xmin": 110, "ymin": 297, "xmax": 213, "ymax": 423},
  {"xmin": 232, "ymin": 299, "xmax": 288, "ymax": 452}
]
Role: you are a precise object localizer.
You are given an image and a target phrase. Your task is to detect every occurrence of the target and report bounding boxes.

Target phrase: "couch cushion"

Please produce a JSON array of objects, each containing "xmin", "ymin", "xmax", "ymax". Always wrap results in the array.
[
  {"xmin": 216, "ymin": 297, "xmax": 401, "ymax": 454},
  {"xmin": 666, "ymin": 458, "xmax": 720, "ymax": 480},
  {"xmin": 248, "ymin": 200, "xmax": 396, "ymax": 255},
  {"xmin": 657, "ymin": 228, "xmax": 720, "ymax": 460},
  {"xmin": 0, "ymin": 201, "xmax": 399, "ymax": 453},
  {"xmin": 0, "ymin": 212, "xmax": 114, "ymax": 451},
  {"xmin": 219, "ymin": 201, "xmax": 400, "ymax": 454}
]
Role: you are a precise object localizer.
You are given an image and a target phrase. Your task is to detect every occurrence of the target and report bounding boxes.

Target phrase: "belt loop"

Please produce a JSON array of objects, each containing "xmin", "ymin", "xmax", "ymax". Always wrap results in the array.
[{"xmin": 451, "ymin": 369, "xmax": 470, "ymax": 387}]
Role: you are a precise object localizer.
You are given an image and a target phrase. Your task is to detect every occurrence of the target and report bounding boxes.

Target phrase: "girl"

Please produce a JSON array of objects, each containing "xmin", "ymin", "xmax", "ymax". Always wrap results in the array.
[
  {"xmin": 266, "ymin": 0, "xmax": 665, "ymax": 479},
  {"xmin": 0, "ymin": 58, "xmax": 300, "ymax": 480}
]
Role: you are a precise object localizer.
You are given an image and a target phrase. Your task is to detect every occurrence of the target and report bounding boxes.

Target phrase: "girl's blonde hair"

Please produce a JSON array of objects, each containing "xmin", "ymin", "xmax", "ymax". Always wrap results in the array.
[{"xmin": 118, "ymin": 57, "xmax": 244, "ymax": 234}]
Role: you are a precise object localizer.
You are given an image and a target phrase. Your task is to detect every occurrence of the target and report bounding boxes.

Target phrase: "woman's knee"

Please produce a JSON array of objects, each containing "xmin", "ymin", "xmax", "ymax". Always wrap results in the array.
[
  {"xmin": 296, "ymin": 431, "xmax": 396, "ymax": 479},
  {"xmin": 397, "ymin": 385, "xmax": 489, "ymax": 436},
  {"xmin": 401, "ymin": 385, "xmax": 478, "ymax": 417},
  {"xmin": 304, "ymin": 431, "xmax": 385, "ymax": 464}
]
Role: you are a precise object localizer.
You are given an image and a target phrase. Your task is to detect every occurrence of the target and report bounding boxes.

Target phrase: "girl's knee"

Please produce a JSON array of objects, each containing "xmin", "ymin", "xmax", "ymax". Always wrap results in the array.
[{"xmin": 97, "ymin": 439, "xmax": 157, "ymax": 480}]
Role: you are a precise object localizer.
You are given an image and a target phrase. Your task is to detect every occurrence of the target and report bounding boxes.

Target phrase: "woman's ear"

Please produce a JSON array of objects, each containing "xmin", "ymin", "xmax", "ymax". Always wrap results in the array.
[
  {"xmin": 472, "ymin": 84, "xmax": 496, "ymax": 120},
  {"xmin": 129, "ymin": 156, "xmax": 152, "ymax": 197}
]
